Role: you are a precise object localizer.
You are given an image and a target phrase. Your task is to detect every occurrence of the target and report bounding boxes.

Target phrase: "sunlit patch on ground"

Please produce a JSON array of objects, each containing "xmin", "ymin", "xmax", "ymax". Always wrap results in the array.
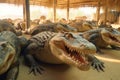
[{"xmin": 96, "ymin": 56, "xmax": 120, "ymax": 63}]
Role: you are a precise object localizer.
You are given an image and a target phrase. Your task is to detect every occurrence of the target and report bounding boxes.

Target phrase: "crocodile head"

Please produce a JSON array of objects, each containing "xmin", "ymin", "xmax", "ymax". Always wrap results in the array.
[
  {"xmin": 0, "ymin": 40, "xmax": 15, "ymax": 75},
  {"xmin": 56, "ymin": 23, "xmax": 77, "ymax": 32},
  {"xmin": 101, "ymin": 28, "xmax": 120, "ymax": 46},
  {"xmin": 49, "ymin": 32, "xmax": 96, "ymax": 71}
]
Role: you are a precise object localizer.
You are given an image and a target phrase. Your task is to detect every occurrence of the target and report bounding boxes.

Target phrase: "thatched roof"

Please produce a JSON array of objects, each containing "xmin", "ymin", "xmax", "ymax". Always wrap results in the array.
[{"xmin": 0, "ymin": 0, "xmax": 120, "ymax": 9}]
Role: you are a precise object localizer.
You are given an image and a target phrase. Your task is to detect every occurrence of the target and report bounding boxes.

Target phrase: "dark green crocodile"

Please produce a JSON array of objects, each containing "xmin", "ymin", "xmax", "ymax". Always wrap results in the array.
[
  {"xmin": 0, "ymin": 20, "xmax": 22, "ymax": 36},
  {"xmin": 81, "ymin": 27, "xmax": 120, "ymax": 53},
  {"xmin": 28, "ymin": 23, "xmax": 77, "ymax": 36},
  {"xmin": 0, "ymin": 31, "xmax": 27, "ymax": 80},
  {"xmin": 23, "ymin": 31, "xmax": 105, "ymax": 75}
]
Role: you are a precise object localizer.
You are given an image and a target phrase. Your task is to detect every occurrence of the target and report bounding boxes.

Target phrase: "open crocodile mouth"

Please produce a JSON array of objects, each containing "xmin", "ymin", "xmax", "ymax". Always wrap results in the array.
[
  {"xmin": 109, "ymin": 35, "xmax": 120, "ymax": 43},
  {"xmin": 50, "ymin": 33, "xmax": 96, "ymax": 70},
  {"xmin": 61, "ymin": 42, "xmax": 96, "ymax": 68},
  {"xmin": 102, "ymin": 33, "xmax": 120, "ymax": 45},
  {"xmin": 51, "ymin": 38, "xmax": 96, "ymax": 69},
  {"xmin": 0, "ymin": 52, "xmax": 15, "ymax": 74},
  {"xmin": 0, "ymin": 45, "xmax": 15, "ymax": 74},
  {"xmin": 64, "ymin": 45, "xmax": 87, "ymax": 64}
]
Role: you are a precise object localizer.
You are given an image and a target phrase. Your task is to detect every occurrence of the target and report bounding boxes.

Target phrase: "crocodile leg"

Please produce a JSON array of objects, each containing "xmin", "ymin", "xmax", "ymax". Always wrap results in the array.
[
  {"xmin": 23, "ymin": 42, "xmax": 44, "ymax": 75},
  {"xmin": 23, "ymin": 42, "xmax": 45, "ymax": 75},
  {"xmin": 25, "ymin": 54, "xmax": 44, "ymax": 75},
  {"xmin": 87, "ymin": 54, "xmax": 105, "ymax": 72},
  {"xmin": 89, "ymin": 34, "xmax": 103, "ymax": 54}
]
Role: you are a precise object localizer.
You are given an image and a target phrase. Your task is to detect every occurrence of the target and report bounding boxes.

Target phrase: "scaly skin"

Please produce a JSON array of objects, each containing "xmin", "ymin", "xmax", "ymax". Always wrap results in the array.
[
  {"xmin": 29, "ymin": 23, "xmax": 77, "ymax": 35},
  {"xmin": 23, "ymin": 31, "xmax": 104, "ymax": 75},
  {"xmin": 81, "ymin": 27, "xmax": 120, "ymax": 53},
  {"xmin": 0, "ymin": 31, "xmax": 27, "ymax": 80}
]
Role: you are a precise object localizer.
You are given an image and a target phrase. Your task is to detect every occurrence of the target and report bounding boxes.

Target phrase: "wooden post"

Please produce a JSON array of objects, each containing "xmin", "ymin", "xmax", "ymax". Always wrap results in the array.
[
  {"xmin": 96, "ymin": 1, "xmax": 100, "ymax": 22},
  {"xmin": 104, "ymin": 0, "xmax": 108, "ymax": 23},
  {"xmin": 23, "ymin": 0, "xmax": 30, "ymax": 29},
  {"xmin": 67, "ymin": 0, "xmax": 69, "ymax": 21},
  {"xmin": 53, "ymin": 0, "xmax": 57, "ymax": 22},
  {"xmin": 117, "ymin": 6, "xmax": 120, "ymax": 24},
  {"xmin": 23, "ymin": 1, "xmax": 26, "ymax": 22}
]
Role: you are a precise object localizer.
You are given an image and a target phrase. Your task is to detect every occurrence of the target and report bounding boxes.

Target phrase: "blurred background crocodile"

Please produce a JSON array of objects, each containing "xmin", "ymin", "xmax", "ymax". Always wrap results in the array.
[
  {"xmin": 26, "ymin": 23, "xmax": 77, "ymax": 35},
  {"xmin": 68, "ymin": 20, "xmax": 96, "ymax": 32},
  {"xmin": 81, "ymin": 28, "xmax": 120, "ymax": 53},
  {"xmin": 0, "ymin": 31, "xmax": 27, "ymax": 80},
  {"xmin": 0, "ymin": 20, "xmax": 22, "ymax": 36},
  {"xmin": 23, "ymin": 31, "xmax": 104, "ymax": 75}
]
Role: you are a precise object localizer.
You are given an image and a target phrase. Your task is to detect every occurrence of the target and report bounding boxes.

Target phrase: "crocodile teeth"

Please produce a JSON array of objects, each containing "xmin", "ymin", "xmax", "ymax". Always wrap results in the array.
[
  {"xmin": 82, "ymin": 56, "xmax": 85, "ymax": 61},
  {"xmin": 65, "ymin": 44, "xmax": 88, "ymax": 64},
  {"xmin": 70, "ymin": 48, "xmax": 72, "ymax": 52}
]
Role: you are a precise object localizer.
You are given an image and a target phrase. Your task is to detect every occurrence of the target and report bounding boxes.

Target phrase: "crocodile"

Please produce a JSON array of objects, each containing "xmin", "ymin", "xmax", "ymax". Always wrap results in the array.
[
  {"xmin": 0, "ymin": 20, "xmax": 22, "ymax": 36},
  {"xmin": 23, "ymin": 31, "xmax": 105, "ymax": 75},
  {"xmin": 27, "ymin": 23, "xmax": 77, "ymax": 36},
  {"xmin": 0, "ymin": 31, "xmax": 27, "ymax": 80},
  {"xmin": 81, "ymin": 27, "xmax": 120, "ymax": 53},
  {"xmin": 68, "ymin": 21, "xmax": 95, "ymax": 32}
]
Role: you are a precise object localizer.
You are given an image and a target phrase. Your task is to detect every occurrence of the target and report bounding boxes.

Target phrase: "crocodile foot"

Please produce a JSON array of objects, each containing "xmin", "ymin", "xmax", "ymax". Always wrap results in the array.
[
  {"xmin": 29, "ymin": 63, "xmax": 45, "ymax": 76},
  {"xmin": 91, "ymin": 58, "xmax": 105, "ymax": 72}
]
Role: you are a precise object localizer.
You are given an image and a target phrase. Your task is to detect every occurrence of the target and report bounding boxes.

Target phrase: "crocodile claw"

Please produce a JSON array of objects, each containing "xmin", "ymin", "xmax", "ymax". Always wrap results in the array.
[
  {"xmin": 91, "ymin": 58, "xmax": 105, "ymax": 72},
  {"xmin": 29, "ymin": 63, "xmax": 45, "ymax": 76}
]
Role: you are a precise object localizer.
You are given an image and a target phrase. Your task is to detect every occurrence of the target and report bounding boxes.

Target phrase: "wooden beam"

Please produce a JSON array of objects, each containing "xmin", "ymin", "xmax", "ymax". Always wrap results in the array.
[
  {"xmin": 67, "ymin": 0, "xmax": 69, "ymax": 20},
  {"xmin": 58, "ymin": 1, "xmax": 98, "ymax": 5},
  {"xmin": 53, "ymin": 0, "xmax": 57, "ymax": 22},
  {"xmin": 23, "ymin": 0, "xmax": 30, "ymax": 29}
]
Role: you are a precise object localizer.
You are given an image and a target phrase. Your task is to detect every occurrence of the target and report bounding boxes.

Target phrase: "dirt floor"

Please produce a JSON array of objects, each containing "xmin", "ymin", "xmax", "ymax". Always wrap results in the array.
[{"xmin": 17, "ymin": 49, "xmax": 120, "ymax": 80}]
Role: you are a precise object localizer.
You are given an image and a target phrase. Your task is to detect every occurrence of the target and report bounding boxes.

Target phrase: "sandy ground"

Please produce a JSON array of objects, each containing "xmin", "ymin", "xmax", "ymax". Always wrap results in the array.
[{"xmin": 17, "ymin": 49, "xmax": 120, "ymax": 80}]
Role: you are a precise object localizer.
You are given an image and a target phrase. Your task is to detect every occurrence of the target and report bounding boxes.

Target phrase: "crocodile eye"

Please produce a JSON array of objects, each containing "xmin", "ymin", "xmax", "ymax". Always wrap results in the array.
[{"xmin": 64, "ymin": 33, "xmax": 75, "ymax": 39}]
